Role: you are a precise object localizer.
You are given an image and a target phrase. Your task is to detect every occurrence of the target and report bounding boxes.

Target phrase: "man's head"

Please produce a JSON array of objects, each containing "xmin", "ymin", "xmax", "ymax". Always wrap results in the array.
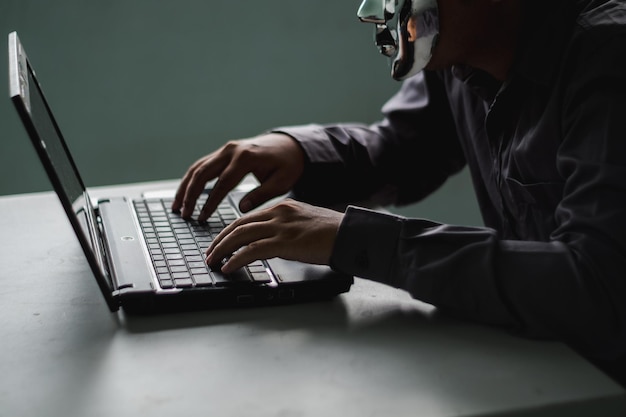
[
  {"xmin": 358, "ymin": 0, "xmax": 524, "ymax": 82},
  {"xmin": 358, "ymin": 0, "xmax": 439, "ymax": 80}
]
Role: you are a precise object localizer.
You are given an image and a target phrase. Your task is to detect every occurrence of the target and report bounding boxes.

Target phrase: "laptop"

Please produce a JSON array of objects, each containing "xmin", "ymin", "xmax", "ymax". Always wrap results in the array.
[{"xmin": 8, "ymin": 31, "xmax": 353, "ymax": 314}]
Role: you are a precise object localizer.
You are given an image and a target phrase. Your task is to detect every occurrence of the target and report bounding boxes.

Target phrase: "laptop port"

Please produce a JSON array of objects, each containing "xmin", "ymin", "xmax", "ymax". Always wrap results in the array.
[{"xmin": 236, "ymin": 294, "xmax": 254, "ymax": 304}]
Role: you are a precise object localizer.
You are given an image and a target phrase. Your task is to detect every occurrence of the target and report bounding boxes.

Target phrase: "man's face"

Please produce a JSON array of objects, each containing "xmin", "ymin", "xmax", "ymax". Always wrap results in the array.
[{"xmin": 357, "ymin": 0, "xmax": 440, "ymax": 80}]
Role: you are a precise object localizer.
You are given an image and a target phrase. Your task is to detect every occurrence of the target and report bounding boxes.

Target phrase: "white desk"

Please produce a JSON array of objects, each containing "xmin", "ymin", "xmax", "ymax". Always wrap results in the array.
[{"xmin": 1, "ymin": 181, "xmax": 625, "ymax": 417}]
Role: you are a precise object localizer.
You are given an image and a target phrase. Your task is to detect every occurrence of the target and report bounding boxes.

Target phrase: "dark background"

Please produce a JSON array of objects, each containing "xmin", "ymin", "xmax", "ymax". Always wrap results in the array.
[{"xmin": 0, "ymin": 0, "xmax": 481, "ymax": 226}]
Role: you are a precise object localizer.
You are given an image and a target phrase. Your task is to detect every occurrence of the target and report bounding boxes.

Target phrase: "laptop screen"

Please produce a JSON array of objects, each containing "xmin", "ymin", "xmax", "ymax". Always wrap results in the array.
[
  {"xmin": 9, "ymin": 32, "xmax": 117, "ymax": 310},
  {"xmin": 24, "ymin": 60, "xmax": 86, "ymax": 206}
]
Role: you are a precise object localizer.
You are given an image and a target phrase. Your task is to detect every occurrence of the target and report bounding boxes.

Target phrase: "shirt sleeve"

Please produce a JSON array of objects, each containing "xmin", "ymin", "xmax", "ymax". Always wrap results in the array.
[
  {"xmin": 272, "ymin": 70, "xmax": 465, "ymax": 208},
  {"xmin": 330, "ymin": 207, "xmax": 556, "ymax": 332},
  {"xmin": 330, "ymin": 200, "xmax": 626, "ymax": 363}
]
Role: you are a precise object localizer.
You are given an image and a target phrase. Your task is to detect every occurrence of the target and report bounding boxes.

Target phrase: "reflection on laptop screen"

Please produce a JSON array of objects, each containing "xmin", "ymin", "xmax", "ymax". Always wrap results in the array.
[{"xmin": 25, "ymin": 66, "xmax": 86, "ymax": 209}]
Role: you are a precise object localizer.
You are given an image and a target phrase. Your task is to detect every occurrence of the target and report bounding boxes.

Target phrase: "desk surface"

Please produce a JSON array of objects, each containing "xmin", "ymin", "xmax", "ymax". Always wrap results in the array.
[{"xmin": 1, "ymin": 180, "xmax": 625, "ymax": 417}]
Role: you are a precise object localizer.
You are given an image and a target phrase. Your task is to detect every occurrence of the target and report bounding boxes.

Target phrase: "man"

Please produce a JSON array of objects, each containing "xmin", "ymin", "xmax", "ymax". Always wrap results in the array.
[{"xmin": 173, "ymin": 0, "xmax": 626, "ymax": 384}]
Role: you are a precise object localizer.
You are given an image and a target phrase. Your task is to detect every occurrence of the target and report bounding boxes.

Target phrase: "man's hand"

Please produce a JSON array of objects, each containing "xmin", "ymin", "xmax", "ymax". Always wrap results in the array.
[
  {"xmin": 172, "ymin": 133, "xmax": 306, "ymax": 222},
  {"xmin": 205, "ymin": 200, "xmax": 344, "ymax": 273}
]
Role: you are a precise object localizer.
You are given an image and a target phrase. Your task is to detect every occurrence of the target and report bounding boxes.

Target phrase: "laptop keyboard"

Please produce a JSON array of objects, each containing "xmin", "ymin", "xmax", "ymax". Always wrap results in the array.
[{"xmin": 133, "ymin": 198, "xmax": 272, "ymax": 289}]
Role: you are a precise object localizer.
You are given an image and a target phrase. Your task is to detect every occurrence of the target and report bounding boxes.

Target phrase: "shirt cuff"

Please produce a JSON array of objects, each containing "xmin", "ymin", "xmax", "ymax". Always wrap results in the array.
[
  {"xmin": 270, "ymin": 124, "xmax": 342, "ymax": 164},
  {"xmin": 330, "ymin": 206, "xmax": 404, "ymax": 285}
]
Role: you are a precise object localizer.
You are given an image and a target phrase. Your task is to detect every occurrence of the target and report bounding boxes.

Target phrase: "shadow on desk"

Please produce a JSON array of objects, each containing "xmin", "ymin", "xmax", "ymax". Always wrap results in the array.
[
  {"xmin": 120, "ymin": 278, "xmax": 626, "ymax": 393},
  {"xmin": 117, "ymin": 280, "xmax": 537, "ymax": 367},
  {"xmin": 119, "ymin": 283, "xmax": 440, "ymax": 335}
]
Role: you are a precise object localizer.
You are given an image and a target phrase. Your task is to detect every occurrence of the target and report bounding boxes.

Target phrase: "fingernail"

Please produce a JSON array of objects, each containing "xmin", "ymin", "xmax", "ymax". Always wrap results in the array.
[
  {"xmin": 240, "ymin": 199, "xmax": 252, "ymax": 212},
  {"xmin": 221, "ymin": 263, "xmax": 232, "ymax": 274}
]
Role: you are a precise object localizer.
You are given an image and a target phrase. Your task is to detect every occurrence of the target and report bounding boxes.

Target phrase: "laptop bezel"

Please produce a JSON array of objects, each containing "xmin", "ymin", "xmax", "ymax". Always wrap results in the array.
[{"xmin": 8, "ymin": 31, "xmax": 119, "ymax": 311}]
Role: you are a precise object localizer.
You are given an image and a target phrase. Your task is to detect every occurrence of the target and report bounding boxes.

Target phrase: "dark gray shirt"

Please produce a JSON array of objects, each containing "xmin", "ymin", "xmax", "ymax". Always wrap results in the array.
[{"xmin": 276, "ymin": 0, "xmax": 626, "ymax": 376}]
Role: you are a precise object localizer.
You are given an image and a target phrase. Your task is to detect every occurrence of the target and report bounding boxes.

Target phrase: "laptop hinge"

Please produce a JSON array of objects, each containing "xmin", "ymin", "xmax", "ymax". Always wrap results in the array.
[{"xmin": 90, "ymin": 203, "xmax": 122, "ymax": 293}]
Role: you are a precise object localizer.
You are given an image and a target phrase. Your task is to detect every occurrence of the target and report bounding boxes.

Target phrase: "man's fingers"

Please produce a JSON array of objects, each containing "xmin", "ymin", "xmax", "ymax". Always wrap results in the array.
[
  {"xmin": 197, "ymin": 165, "xmax": 249, "ymax": 222},
  {"xmin": 207, "ymin": 210, "xmax": 274, "ymax": 257},
  {"xmin": 238, "ymin": 176, "xmax": 290, "ymax": 213},
  {"xmin": 220, "ymin": 239, "xmax": 276, "ymax": 273},
  {"xmin": 180, "ymin": 171, "xmax": 212, "ymax": 219},
  {"xmin": 179, "ymin": 156, "xmax": 229, "ymax": 219},
  {"xmin": 172, "ymin": 157, "xmax": 208, "ymax": 212},
  {"xmin": 173, "ymin": 134, "xmax": 305, "ymax": 219},
  {"xmin": 204, "ymin": 200, "xmax": 341, "ymax": 273},
  {"xmin": 206, "ymin": 221, "xmax": 275, "ymax": 271}
]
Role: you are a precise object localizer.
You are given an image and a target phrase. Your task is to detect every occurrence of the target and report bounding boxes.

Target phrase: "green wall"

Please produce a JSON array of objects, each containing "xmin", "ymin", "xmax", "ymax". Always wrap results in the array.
[{"xmin": 0, "ymin": 0, "xmax": 482, "ymax": 226}]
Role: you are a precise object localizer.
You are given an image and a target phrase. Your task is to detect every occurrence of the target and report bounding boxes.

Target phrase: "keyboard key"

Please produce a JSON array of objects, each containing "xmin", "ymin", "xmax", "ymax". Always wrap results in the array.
[
  {"xmin": 174, "ymin": 278, "xmax": 193, "ymax": 288},
  {"xmin": 158, "ymin": 273, "xmax": 172, "ymax": 282},
  {"xmin": 212, "ymin": 268, "xmax": 252, "ymax": 286},
  {"xmin": 193, "ymin": 273, "xmax": 213, "ymax": 287},
  {"xmin": 247, "ymin": 265, "xmax": 266, "ymax": 273},
  {"xmin": 160, "ymin": 279, "xmax": 174, "ymax": 289},
  {"xmin": 210, "ymin": 271, "xmax": 229, "ymax": 286},
  {"xmin": 148, "ymin": 202, "xmax": 164, "ymax": 212},
  {"xmin": 250, "ymin": 271, "xmax": 271, "ymax": 283}
]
